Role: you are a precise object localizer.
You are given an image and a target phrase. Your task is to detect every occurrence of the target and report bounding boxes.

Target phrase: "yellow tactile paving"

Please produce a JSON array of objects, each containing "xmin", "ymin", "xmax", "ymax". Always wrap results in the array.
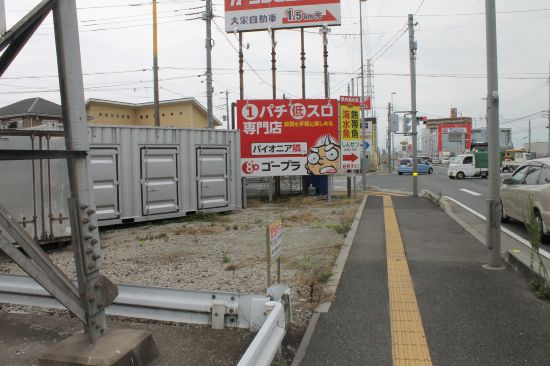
[{"xmin": 383, "ymin": 195, "xmax": 432, "ymax": 366}]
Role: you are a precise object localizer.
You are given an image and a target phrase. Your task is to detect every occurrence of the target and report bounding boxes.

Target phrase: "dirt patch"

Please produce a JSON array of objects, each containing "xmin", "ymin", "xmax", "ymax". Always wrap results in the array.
[{"xmin": 0, "ymin": 193, "xmax": 363, "ymax": 363}]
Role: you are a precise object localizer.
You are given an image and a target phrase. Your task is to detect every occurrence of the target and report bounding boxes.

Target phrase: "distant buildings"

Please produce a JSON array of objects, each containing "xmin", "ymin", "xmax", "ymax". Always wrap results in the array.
[
  {"xmin": 86, "ymin": 98, "xmax": 222, "ymax": 128},
  {"xmin": 471, "ymin": 127, "xmax": 513, "ymax": 149},
  {"xmin": 0, "ymin": 97, "xmax": 222, "ymax": 130},
  {"xmin": 524, "ymin": 142, "xmax": 549, "ymax": 157},
  {"xmin": 0, "ymin": 98, "xmax": 63, "ymax": 130},
  {"xmin": 420, "ymin": 108, "xmax": 473, "ymax": 157}
]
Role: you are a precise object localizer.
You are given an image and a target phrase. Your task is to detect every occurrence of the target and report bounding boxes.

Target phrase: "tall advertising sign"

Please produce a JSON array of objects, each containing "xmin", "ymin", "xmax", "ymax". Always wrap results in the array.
[
  {"xmin": 339, "ymin": 96, "xmax": 362, "ymax": 171},
  {"xmin": 237, "ymin": 99, "xmax": 340, "ymax": 177},
  {"xmin": 224, "ymin": 0, "xmax": 341, "ymax": 32}
]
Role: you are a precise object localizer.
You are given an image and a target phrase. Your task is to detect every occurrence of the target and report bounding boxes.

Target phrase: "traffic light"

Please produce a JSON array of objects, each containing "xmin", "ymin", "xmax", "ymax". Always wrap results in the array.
[
  {"xmin": 390, "ymin": 113, "xmax": 399, "ymax": 132},
  {"xmin": 403, "ymin": 116, "xmax": 411, "ymax": 133},
  {"xmin": 416, "ymin": 116, "xmax": 427, "ymax": 125}
]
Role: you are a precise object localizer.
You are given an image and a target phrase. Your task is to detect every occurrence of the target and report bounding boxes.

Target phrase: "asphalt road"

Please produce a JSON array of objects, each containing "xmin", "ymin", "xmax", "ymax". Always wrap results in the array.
[{"xmin": 334, "ymin": 166, "xmax": 549, "ymax": 250}]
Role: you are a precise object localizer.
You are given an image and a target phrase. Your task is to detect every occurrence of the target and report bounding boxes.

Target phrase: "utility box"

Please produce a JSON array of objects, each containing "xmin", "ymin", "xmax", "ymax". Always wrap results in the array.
[{"xmin": 0, "ymin": 126, "xmax": 241, "ymax": 243}]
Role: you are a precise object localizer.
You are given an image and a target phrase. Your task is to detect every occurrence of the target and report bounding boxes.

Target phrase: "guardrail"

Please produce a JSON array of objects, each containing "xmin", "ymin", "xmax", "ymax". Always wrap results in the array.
[{"xmin": 0, "ymin": 274, "xmax": 292, "ymax": 365}]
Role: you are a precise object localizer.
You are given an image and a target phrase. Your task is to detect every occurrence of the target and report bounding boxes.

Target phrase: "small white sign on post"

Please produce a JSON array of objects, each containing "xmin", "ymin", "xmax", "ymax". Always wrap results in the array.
[{"xmin": 266, "ymin": 219, "xmax": 282, "ymax": 287}]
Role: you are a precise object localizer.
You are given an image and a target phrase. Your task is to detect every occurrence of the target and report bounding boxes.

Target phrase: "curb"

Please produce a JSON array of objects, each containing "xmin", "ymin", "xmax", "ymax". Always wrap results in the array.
[
  {"xmin": 421, "ymin": 189, "xmax": 549, "ymax": 283},
  {"xmin": 290, "ymin": 193, "xmax": 368, "ymax": 366}
]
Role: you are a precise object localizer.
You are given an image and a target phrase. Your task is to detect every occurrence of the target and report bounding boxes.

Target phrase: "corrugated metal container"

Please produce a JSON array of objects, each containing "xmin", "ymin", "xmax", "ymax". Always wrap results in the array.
[{"xmin": 0, "ymin": 125, "xmax": 241, "ymax": 242}]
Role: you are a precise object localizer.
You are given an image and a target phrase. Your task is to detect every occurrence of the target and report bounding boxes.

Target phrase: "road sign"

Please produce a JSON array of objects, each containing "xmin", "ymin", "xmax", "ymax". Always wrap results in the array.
[
  {"xmin": 339, "ymin": 96, "xmax": 362, "ymax": 170},
  {"xmin": 390, "ymin": 113, "xmax": 399, "ymax": 132},
  {"xmin": 364, "ymin": 141, "xmax": 370, "ymax": 150},
  {"xmin": 224, "ymin": 0, "xmax": 341, "ymax": 32},
  {"xmin": 238, "ymin": 99, "xmax": 340, "ymax": 177}
]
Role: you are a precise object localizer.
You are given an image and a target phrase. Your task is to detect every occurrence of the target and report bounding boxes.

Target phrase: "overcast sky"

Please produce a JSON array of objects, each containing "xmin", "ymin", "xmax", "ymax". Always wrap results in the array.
[{"xmin": 2, "ymin": 0, "xmax": 549, "ymax": 149}]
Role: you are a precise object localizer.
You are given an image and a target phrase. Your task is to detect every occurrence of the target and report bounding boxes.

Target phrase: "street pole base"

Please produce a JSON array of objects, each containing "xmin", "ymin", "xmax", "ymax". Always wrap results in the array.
[
  {"xmin": 39, "ymin": 329, "xmax": 158, "ymax": 366},
  {"xmin": 481, "ymin": 263, "xmax": 506, "ymax": 271}
]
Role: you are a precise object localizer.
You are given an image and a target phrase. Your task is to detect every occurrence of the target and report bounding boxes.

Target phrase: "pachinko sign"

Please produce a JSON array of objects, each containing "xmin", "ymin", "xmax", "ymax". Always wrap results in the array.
[
  {"xmin": 224, "ymin": 0, "xmax": 341, "ymax": 32},
  {"xmin": 237, "ymin": 99, "xmax": 340, "ymax": 177}
]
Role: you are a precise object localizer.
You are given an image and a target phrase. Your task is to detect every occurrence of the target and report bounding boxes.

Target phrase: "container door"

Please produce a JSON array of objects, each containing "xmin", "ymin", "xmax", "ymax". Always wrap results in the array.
[
  {"xmin": 141, "ymin": 147, "xmax": 179, "ymax": 215},
  {"xmin": 196, "ymin": 147, "xmax": 229, "ymax": 209},
  {"xmin": 90, "ymin": 148, "xmax": 120, "ymax": 221}
]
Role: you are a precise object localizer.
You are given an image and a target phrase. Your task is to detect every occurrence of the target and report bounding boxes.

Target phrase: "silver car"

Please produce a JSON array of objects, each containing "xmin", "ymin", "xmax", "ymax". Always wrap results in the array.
[{"xmin": 500, "ymin": 158, "xmax": 550, "ymax": 241}]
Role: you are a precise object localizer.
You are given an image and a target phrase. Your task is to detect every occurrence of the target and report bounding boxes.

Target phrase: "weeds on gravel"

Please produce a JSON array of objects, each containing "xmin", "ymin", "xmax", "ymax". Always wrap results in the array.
[
  {"xmin": 282, "ymin": 213, "xmax": 316, "ymax": 224},
  {"xmin": 301, "ymin": 255, "xmax": 315, "ymax": 271},
  {"xmin": 524, "ymin": 198, "xmax": 550, "ymax": 300},
  {"xmin": 137, "ymin": 232, "xmax": 168, "ymax": 241},
  {"xmin": 326, "ymin": 210, "xmax": 354, "ymax": 236},
  {"xmin": 222, "ymin": 250, "xmax": 231, "ymax": 264}
]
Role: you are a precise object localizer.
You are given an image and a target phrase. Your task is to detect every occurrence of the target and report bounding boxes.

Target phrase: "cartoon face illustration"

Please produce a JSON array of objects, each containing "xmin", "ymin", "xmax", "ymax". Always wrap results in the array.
[{"xmin": 305, "ymin": 135, "xmax": 340, "ymax": 175}]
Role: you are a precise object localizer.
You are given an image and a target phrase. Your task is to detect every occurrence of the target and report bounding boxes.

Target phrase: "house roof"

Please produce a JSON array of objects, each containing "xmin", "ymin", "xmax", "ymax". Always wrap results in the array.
[
  {"xmin": 86, "ymin": 97, "xmax": 223, "ymax": 127},
  {"xmin": 0, "ymin": 98, "xmax": 62, "ymax": 119}
]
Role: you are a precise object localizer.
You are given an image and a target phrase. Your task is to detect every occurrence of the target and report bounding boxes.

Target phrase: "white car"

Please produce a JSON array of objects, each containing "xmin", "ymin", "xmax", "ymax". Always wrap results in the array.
[
  {"xmin": 441, "ymin": 158, "xmax": 450, "ymax": 165},
  {"xmin": 500, "ymin": 158, "xmax": 550, "ymax": 241}
]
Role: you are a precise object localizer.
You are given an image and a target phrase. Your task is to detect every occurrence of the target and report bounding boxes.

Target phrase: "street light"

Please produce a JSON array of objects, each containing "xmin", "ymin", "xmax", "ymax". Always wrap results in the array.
[{"xmin": 359, "ymin": 0, "xmax": 368, "ymax": 191}]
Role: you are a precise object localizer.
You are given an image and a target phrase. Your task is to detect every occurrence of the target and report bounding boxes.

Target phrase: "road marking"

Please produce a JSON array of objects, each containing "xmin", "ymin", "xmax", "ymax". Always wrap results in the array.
[
  {"xmin": 443, "ymin": 196, "xmax": 550, "ymax": 260},
  {"xmin": 459, "ymin": 188, "xmax": 482, "ymax": 196},
  {"xmin": 383, "ymin": 195, "xmax": 432, "ymax": 366}
]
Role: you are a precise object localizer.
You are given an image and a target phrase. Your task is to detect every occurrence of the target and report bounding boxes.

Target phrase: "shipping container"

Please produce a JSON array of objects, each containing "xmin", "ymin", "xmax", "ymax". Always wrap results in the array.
[{"xmin": 0, "ymin": 125, "xmax": 241, "ymax": 243}]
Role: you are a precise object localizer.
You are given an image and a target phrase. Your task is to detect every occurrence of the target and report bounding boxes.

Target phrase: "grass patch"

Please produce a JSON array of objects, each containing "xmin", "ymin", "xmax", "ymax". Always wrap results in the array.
[
  {"xmin": 174, "ymin": 225, "xmax": 221, "ymax": 236},
  {"xmin": 222, "ymin": 251, "xmax": 231, "ymax": 264},
  {"xmin": 282, "ymin": 212, "xmax": 317, "ymax": 224},
  {"xmin": 326, "ymin": 210, "xmax": 355, "ymax": 236}
]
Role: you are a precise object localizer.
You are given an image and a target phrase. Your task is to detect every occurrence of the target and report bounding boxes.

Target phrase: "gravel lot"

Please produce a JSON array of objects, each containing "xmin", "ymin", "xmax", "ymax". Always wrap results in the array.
[{"xmin": 0, "ymin": 193, "xmax": 362, "ymax": 363}]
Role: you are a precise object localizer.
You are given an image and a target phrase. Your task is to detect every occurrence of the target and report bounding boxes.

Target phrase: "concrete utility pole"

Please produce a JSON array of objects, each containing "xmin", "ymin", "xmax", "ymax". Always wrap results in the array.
[
  {"xmin": 387, "ymin": 102, "xmax": 392, "ymax": 172},
  {"xmin": 359, "ymin": 0, "xmax": 367, "ymax": 191},
  {"xmin": 528, "ymin": 120, "xmax": 531, "ymax": 153},
  {"xmin": 408, "ymin": 14, "xmax": 418, "ymax": 197},
  {"xmin": 205, "ymin": 0, "xmax": 213, "ymax": 128},
  {"xmin": 548, "ymin": 61, "xmax": 550, "ymax": 156},
  {"xmin": 485, "ymin": 0, "xmax": 502, "ymax": 268},
  {"xmin": 152, "ymin": 0, "xmax": 160, "ymax": 127},
  {"xmin": 301, "ymin": 27, "xmax": 306, "ymax": 98},
  {"xmin": 225, "ymin": 90, "xmax": 229, "ymax": 129},
  {"xmin": 321, "ymin": 25, "xmax": 329, "ymax": 98}
]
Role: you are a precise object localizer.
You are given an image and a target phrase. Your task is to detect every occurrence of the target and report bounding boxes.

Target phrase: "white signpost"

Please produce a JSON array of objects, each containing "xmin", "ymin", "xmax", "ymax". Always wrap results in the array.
[{"xmin": 266, "ymin": 219, "xmax": 282, "ymax": 287}]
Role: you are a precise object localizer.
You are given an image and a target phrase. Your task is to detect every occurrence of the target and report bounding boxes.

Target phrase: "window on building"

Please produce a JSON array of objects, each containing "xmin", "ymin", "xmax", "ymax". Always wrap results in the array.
[
  {"xmin": 179, "ymin": 112, "xmax": 182, "ymax": 115},
  {"xmin": 171, "ymin": 112, "xmax": 174, "ymax": 116},
  {"xmin": 8, "ymin": 121, "xmax": 18, "ymax": 129},
  {"xmin": 99, "ymin": 113, "xmax": 103, "ymax": 117},
  {"xmin": 140, "ymin": 115, "xmax": 143, "ymax": 119},
  {"xmin": 162, "ymin": 113, "xmax": 165, "ymax": 117},
  {"xmin": 146, "ymin": 115, "xmax": 149, "ymax": 118}
]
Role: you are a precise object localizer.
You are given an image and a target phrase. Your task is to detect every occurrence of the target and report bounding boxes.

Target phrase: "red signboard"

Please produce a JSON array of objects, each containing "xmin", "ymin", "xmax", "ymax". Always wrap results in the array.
[
  {"xmin": 224, "ymin": 0, "xmax": 341, "ymax": 32},
  {"xmin": 237, "ymin": 99, "xmax": 340, "ymax": 177}
]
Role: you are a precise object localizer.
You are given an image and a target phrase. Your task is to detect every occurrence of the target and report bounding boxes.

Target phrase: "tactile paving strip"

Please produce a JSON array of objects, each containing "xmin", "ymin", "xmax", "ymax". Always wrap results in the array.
[{"xmin": 383, "ymin": 195, "xmax": 432, "ymax": 366}]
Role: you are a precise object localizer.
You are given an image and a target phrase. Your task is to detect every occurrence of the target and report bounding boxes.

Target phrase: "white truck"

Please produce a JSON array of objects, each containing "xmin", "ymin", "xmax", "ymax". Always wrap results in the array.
[
  {"xmin": 447, "ymin": 152, "xmax": 489, "ymax": 179},
  {"xmin": 501, "ymin": 150, "xmax": 535, "ymax": 173}
]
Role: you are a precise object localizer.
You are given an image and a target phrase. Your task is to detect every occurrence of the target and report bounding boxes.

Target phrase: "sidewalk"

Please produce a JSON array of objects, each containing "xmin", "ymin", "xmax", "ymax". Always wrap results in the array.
[{"xmin": 297, "ymin": 195, "xmax": 550, "ymax": 366}]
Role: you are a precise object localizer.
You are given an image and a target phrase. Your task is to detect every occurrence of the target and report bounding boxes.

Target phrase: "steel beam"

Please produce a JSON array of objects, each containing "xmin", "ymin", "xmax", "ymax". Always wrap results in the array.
[
  {"xmin": 0, "ymin": 149, "xmax": 86, "ymax": 160},
  {"xmin": 53, "ymin": 0, "xmax": 110, "ymax": 343},
  {"xmin": 0, "ymin": 0, "xmax": 55, "ymax": 77}
]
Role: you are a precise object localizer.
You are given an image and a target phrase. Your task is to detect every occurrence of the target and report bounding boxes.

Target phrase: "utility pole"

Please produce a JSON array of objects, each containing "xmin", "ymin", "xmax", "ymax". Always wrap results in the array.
[
  {"xmin": 152, "ymin": 0, "xmax": 160, "ymax": 127},
  {"xmin": 321, "ymin": 25, "xmax": 329, "ymax": 98},
  {"xmin": 485, "ymin": 0, "xmax": 502, "ymax": 269},
  {"xmin": 205, "ymin": 0, "xmax": 213, "ymax": 128},
  {"xmin": 225, "ymin": 90, "xmax": 229, "ymax": 129},
  {"xmin": 239, "ymin": 32, "xmax": 244, "ymax": 100},
  {"xmin": 548, "ymin": 61, "xmax": 550, "ymax": 156},
  {"xmin": 528, "ymin": 120, "xmax": 531, "ymax": 153},
  {"xmin": 387, "ymin": 102, "xmax": 392, "ymax": 172},
  {"xmin": 301, "ymin": 28, "xmax": 306, "ymax": 98},
  {"xmin": 359, "ymin": 0, "xmax": 367, "ymax": 191},
  {"xmin": 408, "ymin": 14, "xmax": 418, "ymax": 197}
]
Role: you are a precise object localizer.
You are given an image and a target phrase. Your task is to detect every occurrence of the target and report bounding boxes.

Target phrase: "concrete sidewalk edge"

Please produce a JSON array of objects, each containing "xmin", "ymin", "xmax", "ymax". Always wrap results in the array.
[
  {"xmin": 420, "ymin": 189, "xmax": 550, "ymax": 285},
  {"xmin": 290, "ymin": 193, "xmax": 368, "ymax": 366}
]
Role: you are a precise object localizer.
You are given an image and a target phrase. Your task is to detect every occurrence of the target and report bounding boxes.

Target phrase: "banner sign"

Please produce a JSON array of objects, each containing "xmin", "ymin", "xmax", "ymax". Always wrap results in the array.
[
  {"xmin": 237, "ymin": 99, "xmax": 340, "ymax": 177},
  {"xmin": 224, "ymin": 0, "xmax": 341, "ymax": 32},
  {"xmin": 339, "ymin": 96, "xmax": 362, "ymax": 171}
]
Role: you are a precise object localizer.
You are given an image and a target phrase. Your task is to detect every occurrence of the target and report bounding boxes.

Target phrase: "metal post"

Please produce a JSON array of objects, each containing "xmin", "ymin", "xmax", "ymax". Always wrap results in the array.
[
  {"xmin": 239, "ymin": 32, "xmax": 244, "ymax": 100},
  {"xmin": 548, "ymin": 61, "xmax": 550, "ymax": 156},
  {"xmin": 152, "ymin": 0, "xmax": 160, "ymax": 127},
  {"xmin": 528, "ymin": 120, "xmax": 531, "ymax": 153},
  {"xmin": 484, "ymin": 0, "xmax": 502, "ymax": 268},
  {"xmin": 225, "ymin": 90, "xmax": 229, "ymax": 129},
  {"xmin": 408, "ymin": 14, "xmax": 418, "ymax": 197},
  {"xmin": 265, "ymin": 225, "xmax": 271, "ymax": 288},
  {"xmin": 270, "ymin": 28, "xmax": 279, "ymax": 199},
  {"xmin": 0, "ymin": 0, "xmax": 6, "ymax": 35},
  {"xmin": 359, "ymin": 1, "xmax": 367, "ymax": 191},
  {"xmin": 322, "ymin": 26, "xmax": 329, "ymax": 98},
  {"xmin": 205, "ymin": 0, "xmax": 213, "ymax": 128},
  {"xmin": 301, "ymin": 27, "xmax": 306, "ymax": 99},
  {"xmin": 53, "ymin": 0, "xmax": 107, "ymax": 342},
  {"xmin": 387, "ymin": 102, "xmax": 392, "ymax": 173}
]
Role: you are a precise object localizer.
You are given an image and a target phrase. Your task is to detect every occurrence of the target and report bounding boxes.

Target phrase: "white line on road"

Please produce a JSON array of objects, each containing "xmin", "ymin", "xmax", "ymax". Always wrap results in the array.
[
  {"xmin": 460, "ymin": 188, "xmax": 482, "ymax": 196},
  {"xmin": 443, "ymin": 196, "xmax": 550, "ymax": 260}
]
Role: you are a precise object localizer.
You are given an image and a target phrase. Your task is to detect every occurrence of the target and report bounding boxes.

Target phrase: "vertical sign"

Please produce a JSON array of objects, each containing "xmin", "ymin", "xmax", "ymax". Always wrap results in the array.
[
  {"xmin": 266, "ymin": 219, "xmax": 282, "ymax": 287},
  {"xmin": 339, "ymin": 96, "xmax": 362, "ymax": 170}
]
